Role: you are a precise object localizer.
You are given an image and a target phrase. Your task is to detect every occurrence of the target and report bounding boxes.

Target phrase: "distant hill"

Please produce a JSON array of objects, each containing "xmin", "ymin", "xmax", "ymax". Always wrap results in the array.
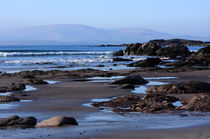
[{"xmin": 0, "ymin": 24, "xmax": 209, "ymax": 45}]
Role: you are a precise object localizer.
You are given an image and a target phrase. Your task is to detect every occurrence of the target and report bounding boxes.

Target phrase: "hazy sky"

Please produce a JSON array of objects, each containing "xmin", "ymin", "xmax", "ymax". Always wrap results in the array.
[{"xmin": 0, "ymin": 0, "xmax": 209, "ymax": 37}]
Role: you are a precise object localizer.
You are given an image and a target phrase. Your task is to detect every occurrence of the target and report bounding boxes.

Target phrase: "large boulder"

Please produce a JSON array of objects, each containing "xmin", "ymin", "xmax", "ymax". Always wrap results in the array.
[
  {"xmin": 146, "ymin": 81, "xmax": 210, "ymax": 94},
  {"xmin": 111, "ymin": 75, "xmax": 148, "ymax": 85},
  {"xmin": 125, "ymin": 42, "xmax": 161, "ymax": 56},
  {"xmin": 180, "ymin": 94, "xmax": 210, "ymax": 112},
  {"xmin": 125, "ymin": 43, "xmax": 142, "ymax": 55},
  {"xmin": 0, "ymin": 96, "xmax": 20, "ymax": 102},
  {"xmin": 113, "ymin": 50, "xmax": 124, "ymax": 56},
  {"xmin": 128, "ymin": 58, "xmax": 161, "ymax": 67},
  {"xmin": 36, "ymin": 116, "xmax": 78, "ymax": 127},
  {"xmin": 0, "ymin": 115, "xmax": 37, "ymax": 127}
]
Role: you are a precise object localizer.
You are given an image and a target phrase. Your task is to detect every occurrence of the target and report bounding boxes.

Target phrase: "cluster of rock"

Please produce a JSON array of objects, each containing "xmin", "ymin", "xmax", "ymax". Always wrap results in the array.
[
  {"xmin": 0, "ymin": 115, "xmax": 36, "ymax": 127},
  {"xmin": 180, "ymin": 94, "xmax": 210, "ymax": 112},
  {"xmin": 0, "ymin": 83, "xmax": 25, "ymax": 93},
  {"xmin": 92, "ymin": 94, "xmax": 179, "ymax": 113},
  {"xmin": 174, "ymin": 45, "xmax": 210, "ymax": 67},
  {"xmin": 0, "ymin": 115, "xmax": 78, "ymax": 128},
  {"xmin": 145, "ymin": 81, "xmax": 210, "ymax": 112},
  {"xmin": 112, "ymin": 39, "xmax": 210, "ymax": 71}
]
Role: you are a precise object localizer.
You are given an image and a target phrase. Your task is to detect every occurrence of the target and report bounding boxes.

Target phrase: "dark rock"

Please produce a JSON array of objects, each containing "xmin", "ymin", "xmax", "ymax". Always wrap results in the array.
[
  {"xmin": 174, "ymin": 55, "xmax": 210, "ymax": 67},
  {"xmin": 143, "ymin": 94, "xmax": 179, "ymax": 103},
  {"xmin": 96, "ymin": 65, "xmax": 105, "ymax": 67},
  {"xmin": 197, "ymin": 45, "xmax": 210, "ymax": 56},
  {"xmin": 0, "ymin": 87, "xmax": 9, "ymax": 92},
  {"xmin": 26, "ymin": 78, "xmax": 48, "ymax": 85},
  {"xmin": 180, "ymin": 94, "xmax": 210, "ymax": 112},
  {"xmin": 0, "ymin": 96, "xmax": 20, "ymax": 102},
  {"xmin": 120, "ymin": 84, "xmax": 135, "ymax": 89},
  {"xmin": 128, "ymin": 58, "xmax": 161, "ymax": 67},
  {"xmin": 9, "ymin": 83, "xmax": 26, "ymax": 91},
  {"xmin": 111, "ymin": 75, "xmax": 148, "ymax": 85},
  {"xmin": 125, "ymin": 43, "xmax": 142, "ymax": 55},
  {"xmin": 146, "ymin": 81, "xmax": 210, "ymax": 94},
  {"xmin": 113, "ymin": 50, "xmax": 124, "ymax": 56},
  {"xmin": 0, "ymin": 115, "xmax": 37, "ymax": 127},
  {"xmin": 91, "ymin": 94, "xmax": 179, "ymax": 113},
  {"xmin": 156, "ymin": 45, "xmax": 190, "ymax": 58},
  {"xmin": 112, "ymin": 58, "xmax": 132, "ymax": 62},
  {"xmin": 92, "ymin": 95, "xmax": 140, "ymax": 108},
  {"xmin": 130, "ymin": 94, "xmax": 179, "ymax": 113}
]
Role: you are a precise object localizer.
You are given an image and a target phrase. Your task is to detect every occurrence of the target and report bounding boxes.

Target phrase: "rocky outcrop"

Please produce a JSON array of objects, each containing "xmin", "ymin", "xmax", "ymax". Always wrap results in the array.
[
  {"xmin": 146, "ymin": 81, "xmax": 210, "ymax": 94},
  {"xmin": 36, "ymin": 116, "xmax": 78, "ymax": 127},
  {"xmin": 0, "ymin": 96, "xmax": 20, "ymax": 102},
  {"xmin": 125, "ymin": 43, "xmax": 142, "ymax": 55},
  {"xmin": 173, "ymin": 45, "xmax": 210, "ymax": 67},
  {"xmin": 111, "ymin": 75, "xmax": 148, "ymax": 85},
  {"xmin": 128, "ymin": 58, "xmax": 161, "ymax": 67},
  {"xmin": 0, "ymin": 83, "xmax": 26, "ymax": 93},
  {"xmin": 125, "ymin": 43, "xmax": 160, "ymax": 56},
  {"xmin": 92, "ymin": 94, "xmax": 179, "ymax": 113},
  {"xmin": 180, "ymin": 94, "xmax": 210, "ymax": 112},
  {"xmin": 0, "ymin": 115, "xmax": 37, "ymax": 127},
  {"xmin": 148, "ymin": 39, "xmax": 209, "ymax": 47},
  {"xmin": 130, "ymin": 94, "xmax": 179, "ymax": 113},
  {"xmin": 125, "ymin": 42, "xmax": 190, "ymax": 58},
  {"xmin": 113, "ymin": 50, "xmax": 124, "ymax": 56},
  {"xmin": 156, "ymin": 45, "xmax": 190, "ymax": 58}
]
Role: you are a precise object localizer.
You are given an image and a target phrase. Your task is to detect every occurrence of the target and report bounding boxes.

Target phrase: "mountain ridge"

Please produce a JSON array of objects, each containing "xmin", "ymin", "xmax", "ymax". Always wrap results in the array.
[{"xmin": 0, "ymin": 24, "xmax": 209, "ymax": 45}]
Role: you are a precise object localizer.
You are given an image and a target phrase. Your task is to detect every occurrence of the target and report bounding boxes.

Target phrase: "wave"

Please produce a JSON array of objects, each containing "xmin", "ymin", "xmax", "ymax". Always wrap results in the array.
[
  {"xmin": 0, "ymin": 51, "xmax": 113, "ymax": 57},
  {"xmin": 1, "ymin": 57, "xmax": 112, "ymax": 64}
]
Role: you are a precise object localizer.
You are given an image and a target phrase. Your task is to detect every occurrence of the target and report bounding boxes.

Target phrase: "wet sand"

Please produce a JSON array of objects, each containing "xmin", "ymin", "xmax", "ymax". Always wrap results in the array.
[{"xmin": 0, "ymin": 69, "xmax": 210, "ymax": 138}]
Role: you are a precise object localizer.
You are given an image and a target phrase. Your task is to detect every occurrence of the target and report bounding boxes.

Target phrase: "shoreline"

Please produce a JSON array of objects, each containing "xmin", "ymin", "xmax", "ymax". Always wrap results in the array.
[{"xmin": 0, "ymin": 69, "xmax": 210, "ymax": 138}]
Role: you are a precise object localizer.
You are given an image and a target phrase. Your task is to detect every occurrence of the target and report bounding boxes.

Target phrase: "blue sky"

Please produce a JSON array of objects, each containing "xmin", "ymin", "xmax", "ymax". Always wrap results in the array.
[{"xmin": 0, "ymin": 0, "xmax": 209, "ymax": 37}]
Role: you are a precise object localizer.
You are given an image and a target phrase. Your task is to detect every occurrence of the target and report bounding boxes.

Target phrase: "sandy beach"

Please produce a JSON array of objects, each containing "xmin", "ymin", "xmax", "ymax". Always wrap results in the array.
[{"xmin": 0, "ymin": 69, "xmax": 209, "ymax": 139}]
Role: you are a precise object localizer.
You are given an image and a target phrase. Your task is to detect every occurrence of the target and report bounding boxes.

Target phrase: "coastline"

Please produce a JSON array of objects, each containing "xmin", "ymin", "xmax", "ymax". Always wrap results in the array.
[{"xmin": 0, "ymin": 69, "xmax": 210, "ymax": 138}]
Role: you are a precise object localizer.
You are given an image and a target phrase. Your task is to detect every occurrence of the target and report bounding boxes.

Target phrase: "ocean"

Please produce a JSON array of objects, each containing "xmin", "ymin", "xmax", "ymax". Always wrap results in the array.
[{"xmin": 0, "ymin": 45, "xmax": 204, "ymax": 73}]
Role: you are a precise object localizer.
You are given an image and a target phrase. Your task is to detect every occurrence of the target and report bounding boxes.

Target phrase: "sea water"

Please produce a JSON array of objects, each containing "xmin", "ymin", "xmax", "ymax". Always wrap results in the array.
[{"xmin": 0, "ymin": 45, "xmax": 205, "ymax": 73}]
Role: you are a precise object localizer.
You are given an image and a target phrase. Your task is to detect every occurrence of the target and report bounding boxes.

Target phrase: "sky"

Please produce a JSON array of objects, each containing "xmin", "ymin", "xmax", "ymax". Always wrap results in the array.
[{"xmin": 0, "ymin": 0, "xmax": 209, "ymax": 37}]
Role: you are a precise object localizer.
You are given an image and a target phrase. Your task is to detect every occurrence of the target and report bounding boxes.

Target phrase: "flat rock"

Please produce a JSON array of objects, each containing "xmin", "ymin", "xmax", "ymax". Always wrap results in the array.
[{"xmin": 146, "ymin": 81, "xmax": 210, "ymax": 94}]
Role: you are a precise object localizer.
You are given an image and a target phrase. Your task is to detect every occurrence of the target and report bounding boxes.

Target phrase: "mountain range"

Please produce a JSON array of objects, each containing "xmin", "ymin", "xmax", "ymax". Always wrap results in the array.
[{"xmin": 0, "ymin": 24, "xmax": 209, "ymax": 45}]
